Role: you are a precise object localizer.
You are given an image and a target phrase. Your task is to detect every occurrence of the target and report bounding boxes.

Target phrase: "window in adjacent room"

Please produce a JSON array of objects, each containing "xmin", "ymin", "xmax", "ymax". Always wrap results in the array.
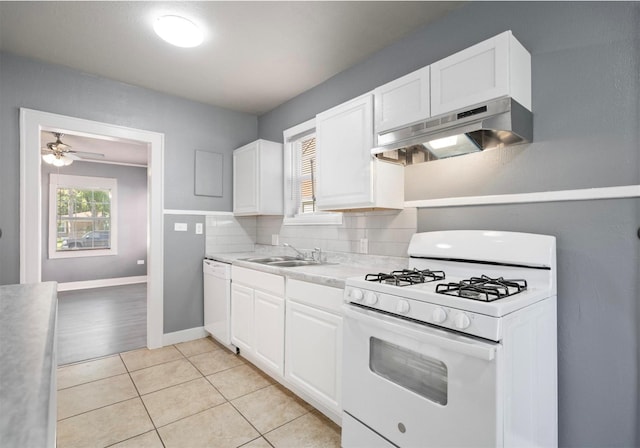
[
  {"xmin": 48, "ymin": 173, "xmax": 118, "ymax": 258},
  {"xmin": 283, "ymin": 119, "xmax": 342, "ymax": 225}
]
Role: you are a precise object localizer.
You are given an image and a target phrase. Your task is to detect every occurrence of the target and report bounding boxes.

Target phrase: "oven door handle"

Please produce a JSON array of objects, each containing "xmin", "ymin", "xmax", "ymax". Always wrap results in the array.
[{"xmin": 343, "ymin": 305, "xmax": 497, "ymax": 361}]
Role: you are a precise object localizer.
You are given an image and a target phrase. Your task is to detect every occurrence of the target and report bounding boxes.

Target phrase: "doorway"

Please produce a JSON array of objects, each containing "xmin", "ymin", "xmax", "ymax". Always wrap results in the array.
[{"xmin": 20, "ymin": 108, "xmax": 164, "ymax": 350}]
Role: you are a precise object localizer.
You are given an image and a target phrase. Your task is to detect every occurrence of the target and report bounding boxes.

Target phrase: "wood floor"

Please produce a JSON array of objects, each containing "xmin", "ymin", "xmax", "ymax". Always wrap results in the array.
[{"xmin": 57, "ymin": 283, "xmax": 147, "ymax": 366}]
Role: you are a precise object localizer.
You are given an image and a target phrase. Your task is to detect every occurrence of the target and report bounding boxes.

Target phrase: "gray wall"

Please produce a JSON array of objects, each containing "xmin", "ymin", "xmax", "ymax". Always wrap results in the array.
[
  {"xmin": 41, "ymin": 161, "xmax": 147, "ymax": 283},
  {"xmin": 257, "ymin": 2, "xmax": 639, "ymax": 446},
  {"xmin": 163, "ymin": 214, "xmax": 206, "ymax": 334},
  {"xmin": 0, "ymin": 52, "xmax": 258, "ymax": 334}
]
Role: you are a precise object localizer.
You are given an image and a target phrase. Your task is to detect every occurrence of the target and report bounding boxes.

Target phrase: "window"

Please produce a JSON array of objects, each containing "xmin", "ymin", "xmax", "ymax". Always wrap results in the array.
[
  {"xmin": 49, "ymin": 174, "xmax": 118, "ymax": 258},
  {"xmin": 283, "ymin": 119, "xmax": 342, "ymax": 225}
]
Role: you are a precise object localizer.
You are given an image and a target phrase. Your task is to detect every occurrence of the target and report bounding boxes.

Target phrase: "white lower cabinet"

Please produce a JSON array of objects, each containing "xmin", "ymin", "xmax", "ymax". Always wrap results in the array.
[
  {"xmin": 230, "ymin": 267, "xmax": 343, "ymax": 425},
  {"xmin": 230, "ymin": 266, "xmax": 285, "ymax": 377},
  {"xmin": 230, "ymin": 283, "xmax": 253, "ymax": 354},
  {"xmin": 253, "ymin": 290, "xmax": 285, "ymax": 374},
  {"xmin": 285, "ymin": 279, "xmax": 343, "ymax": 423}
]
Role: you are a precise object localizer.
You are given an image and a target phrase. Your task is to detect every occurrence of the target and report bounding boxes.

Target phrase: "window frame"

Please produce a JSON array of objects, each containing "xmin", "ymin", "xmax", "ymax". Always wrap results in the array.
[
  {"xmin": 283, "ymin": 119, "xmax": 342, "ymax": 226},
  {"xmin": 48, "ymin": 173, "xmax": 118, "ymax": 259}
]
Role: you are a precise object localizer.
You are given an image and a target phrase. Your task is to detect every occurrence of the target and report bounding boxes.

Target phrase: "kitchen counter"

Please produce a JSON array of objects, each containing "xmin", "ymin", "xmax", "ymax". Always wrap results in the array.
[
  {"xmin": 207, "ymin": 249, "xmax": 409, "ymax": 289},
  {"xmin": 0, "ymin": 282, "xmax": 58, "ymax": 448}
]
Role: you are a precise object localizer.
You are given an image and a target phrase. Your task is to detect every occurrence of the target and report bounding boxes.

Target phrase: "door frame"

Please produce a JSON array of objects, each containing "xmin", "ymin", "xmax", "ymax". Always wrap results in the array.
[{"xmin": 20, "ymin": 108, "xmax": 165, "ymax": 349}]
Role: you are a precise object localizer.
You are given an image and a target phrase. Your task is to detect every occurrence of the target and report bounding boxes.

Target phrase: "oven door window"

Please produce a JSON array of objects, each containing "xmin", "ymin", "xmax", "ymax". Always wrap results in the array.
[{"xmin": 369, "ymin": 337, "xmax": 448, "ymax": 405}]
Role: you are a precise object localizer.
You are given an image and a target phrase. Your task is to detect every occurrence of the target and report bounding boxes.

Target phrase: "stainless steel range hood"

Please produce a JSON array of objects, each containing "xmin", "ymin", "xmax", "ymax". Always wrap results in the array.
[{"xmin": 372, "ymin": 97, "xmax": 532, "ymax": 165}]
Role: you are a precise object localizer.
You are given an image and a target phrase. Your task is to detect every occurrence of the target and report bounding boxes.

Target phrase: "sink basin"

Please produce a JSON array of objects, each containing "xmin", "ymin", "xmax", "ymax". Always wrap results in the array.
[
  {"xmin": 267, "ymin": 260, "xmax": 323, "ymax": 267},
  {"xmin": 241, "ymin": 256, "xmax": 299, "ymax": 264},
  {"xmin": 241, "ymin": 256, "xmax": 336, "ymax": 268}
]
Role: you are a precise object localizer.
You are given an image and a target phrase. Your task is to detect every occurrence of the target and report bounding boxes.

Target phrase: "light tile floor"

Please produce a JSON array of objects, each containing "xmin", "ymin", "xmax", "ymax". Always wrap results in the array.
[{"xmin": 57, "ymin": 337, "xmax": 341, "ymax": 448}]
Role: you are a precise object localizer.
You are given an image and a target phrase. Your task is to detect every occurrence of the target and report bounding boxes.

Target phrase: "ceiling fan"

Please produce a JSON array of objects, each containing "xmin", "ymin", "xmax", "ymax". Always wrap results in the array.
[{"xmin": 41, "ymin": 132, "xmax": 105, "ymax": 167}]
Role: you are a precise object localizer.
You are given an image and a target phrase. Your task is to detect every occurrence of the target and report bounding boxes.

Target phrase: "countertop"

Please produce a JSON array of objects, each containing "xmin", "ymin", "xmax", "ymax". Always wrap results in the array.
[
  {"xmin": 207, "ymin": 248, "xmax": 410, "ymax": 289},
  {"xmin": 0, "ymin": 282, "xmax": 58, "ymax": 448}
]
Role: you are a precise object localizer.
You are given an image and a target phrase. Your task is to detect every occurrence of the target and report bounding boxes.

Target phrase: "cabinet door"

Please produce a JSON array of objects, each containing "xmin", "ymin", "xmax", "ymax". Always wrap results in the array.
[
  {"xmin": 253, "ymin": 290, "xmax": 285, "ymax": 376},
  {"xmin": 374, "ymin": 66, "xmax": 430, "ymax": 135},
  {"xmin": 286, "ymin": 300, "xmax": 342, "ymax": 415},
  {"xmin": 230, "ymin": 283, "xmax": 253, "ymax": 353},
  {"xmin": 431, "ymin": 32, "xmax": 510, "ymax": 116},
  {"xmin": 316, "ymin": 93, "xmax": 374, "ymax": 210},
  {"xmin": 233, "ymin": 142, "xmax": 259, "ymax": 214}
]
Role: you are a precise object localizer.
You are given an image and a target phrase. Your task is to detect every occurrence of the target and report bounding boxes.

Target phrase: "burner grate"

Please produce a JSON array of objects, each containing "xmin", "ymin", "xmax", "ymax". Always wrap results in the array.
[
  {"xmin": 366, "ymin": 268, "xmax": 445, "ymax": 287},
  {"xmin": 436, "ymin": 275, "xmax": 528, "ymax": 302}
]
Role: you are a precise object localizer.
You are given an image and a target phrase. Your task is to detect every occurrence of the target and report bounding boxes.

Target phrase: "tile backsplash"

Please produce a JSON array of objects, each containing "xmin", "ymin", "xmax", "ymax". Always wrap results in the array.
[
  {"xmin": 258, "ymin": 208, "xmax": 417, "ymax": 258},
  {"xmin": 205, "ymin": 215, "xmax": 256, "ymax": 254},
  {"xmin": 205, "ymin": 209, "xmax": 417, "ymax": 257}
]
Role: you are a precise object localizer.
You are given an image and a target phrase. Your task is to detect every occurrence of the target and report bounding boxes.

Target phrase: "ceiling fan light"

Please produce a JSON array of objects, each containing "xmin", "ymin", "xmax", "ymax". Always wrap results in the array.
[
  {"xmin": 42, "ymin": 153, "xmax": 57, "ymax": 164},
  {"xmin": 154, "ymin": 15, "xmax": 203, "ymax": 48},
  {"xmin": 43, "ymin": 152, "xmax": 73, "ymax": 167}
]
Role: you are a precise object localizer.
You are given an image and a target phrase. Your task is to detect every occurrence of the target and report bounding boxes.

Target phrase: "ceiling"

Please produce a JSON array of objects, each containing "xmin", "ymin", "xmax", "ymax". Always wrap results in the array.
[{"xmin": 0, "ymin": 1, "xmax": 462, "ymax": 115}]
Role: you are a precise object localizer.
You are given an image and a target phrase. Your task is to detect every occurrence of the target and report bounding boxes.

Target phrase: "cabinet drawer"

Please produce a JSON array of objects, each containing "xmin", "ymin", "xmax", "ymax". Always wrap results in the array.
[
  {"xmin": 232, "ymin": 265, "xmax": 284, "ymax": 296},
  {"xmin": 286, "ymin": 279, "xmax": 343, "ymax": 314}
]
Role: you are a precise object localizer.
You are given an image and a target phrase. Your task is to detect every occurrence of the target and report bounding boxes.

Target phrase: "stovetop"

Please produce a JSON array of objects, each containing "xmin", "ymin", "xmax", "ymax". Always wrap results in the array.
[
  {"xmin": 365, "ymin": 268, "xmax": 528, "ymax": 302},
  {"xmin": 344, "ymin": 230, "xmax": 557, "ymax": 339},
  {"xmin": 346, "ymin": 262, "xmax": 553, "ymax": 319}
]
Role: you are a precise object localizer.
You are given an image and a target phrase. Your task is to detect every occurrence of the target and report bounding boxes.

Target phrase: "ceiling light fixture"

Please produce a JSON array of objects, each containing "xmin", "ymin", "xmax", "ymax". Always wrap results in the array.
[
  {"xmin": 42, "ymin": 152, "xmax": 73, "ymax": 167},
  {"xmin": 42, "ymin": 132, "xmax": 74, "ymax": 166},
  {"xmin": 154, "ymin": 15, "xmax": 203, "ymax": 48}
]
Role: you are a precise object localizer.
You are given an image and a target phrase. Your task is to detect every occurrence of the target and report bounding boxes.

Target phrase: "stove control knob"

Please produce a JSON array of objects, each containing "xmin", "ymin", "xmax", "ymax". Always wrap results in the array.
[
  {"xmin": 396, "ymin": 300, "xmax": 410, "ymax": 314},
  {"xmin": 363, "ymin": 292, "xmax": 379, "ymax": 306},
  {"xmin": 432, "ymin": 307, "xmax": 448, "ymax": 323},
  {"xmin": 350, "ymin": 289, "xmax": 364, "ymax": 302},
  {"xmin": 454, "ymin": 313, "xmax": 471, "ymax": 330}
]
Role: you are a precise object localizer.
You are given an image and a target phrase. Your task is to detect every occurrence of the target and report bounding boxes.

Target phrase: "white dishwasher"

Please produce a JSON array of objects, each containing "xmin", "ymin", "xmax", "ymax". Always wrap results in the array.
[{"xmin": 203, "ymin": 259, "xmax": 236, "ymax": 353}]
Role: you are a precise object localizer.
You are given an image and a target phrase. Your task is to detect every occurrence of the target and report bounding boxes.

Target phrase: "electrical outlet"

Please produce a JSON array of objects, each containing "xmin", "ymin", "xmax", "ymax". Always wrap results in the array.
[
  {"xmin": 174, "ymin": 223, "xmax": 187, "ymax": 231},
  {"xmin": 137, "ymin": 260, "xmax": 145, "ymax": 265},
  {"xmin": 359, "ymin": 238, "xmax": 368, "ymax": 254},
  {"xmin": 195, "ymin": 223, "xmax": 203, "ymax": 234},
  {"xmin": 271, "ymin": 234, "xmax": 279, "ymax": 246}
]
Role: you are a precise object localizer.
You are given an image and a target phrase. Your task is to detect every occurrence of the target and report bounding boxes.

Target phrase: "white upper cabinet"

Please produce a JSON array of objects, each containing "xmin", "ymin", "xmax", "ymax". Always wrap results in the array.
[
  {"xmin": 374, "ymin": 66, "xmax": 430, "ymax": 134},
  {"xmin": 430, "ymin": 30, "xmax": 531, "ymax": 116},
  {"xmin": 233, "ymin": 139, "xmax": 283, "ymax": 216},
  {"xmin": 316, "ymin": 93, "xmax": 403, "ymax": 211}
]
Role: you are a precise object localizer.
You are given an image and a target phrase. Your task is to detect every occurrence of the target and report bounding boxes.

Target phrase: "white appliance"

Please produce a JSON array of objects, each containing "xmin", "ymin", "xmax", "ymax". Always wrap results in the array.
[
  {"xmin": 342, "ymin": 230, "xmax": 557, "ymax": 448},
  {"xmin": 203, "ymin": 259, "xmax": 236, "ymax": 353}
]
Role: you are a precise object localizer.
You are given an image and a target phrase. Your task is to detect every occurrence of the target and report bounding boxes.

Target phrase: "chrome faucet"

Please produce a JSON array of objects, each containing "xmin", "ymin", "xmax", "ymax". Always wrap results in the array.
[{"xmin": 283, "ymin": 243, "xmax": 308, "ymax": 260}]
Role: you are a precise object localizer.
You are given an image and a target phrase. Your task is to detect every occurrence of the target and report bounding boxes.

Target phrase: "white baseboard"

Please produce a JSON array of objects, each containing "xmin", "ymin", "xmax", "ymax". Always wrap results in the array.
[
  {"xmin": 57, "ymin": 275, "xmax": 147, "ymax": 292},
  {"xmin": 162, "ymin": 327, "xmax": 208, "ymax": 346}
]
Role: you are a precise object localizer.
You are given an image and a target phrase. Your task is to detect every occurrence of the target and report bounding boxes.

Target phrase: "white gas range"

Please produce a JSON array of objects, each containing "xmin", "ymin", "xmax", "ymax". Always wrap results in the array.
[{"xmin": 341, "ymin": 230, "xmax": 558, "ymax": 448}]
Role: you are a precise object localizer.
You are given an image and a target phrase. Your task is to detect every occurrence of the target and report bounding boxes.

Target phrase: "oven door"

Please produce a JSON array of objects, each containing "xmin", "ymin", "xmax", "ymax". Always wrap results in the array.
[{"xmin": 342, "ymin": 305, "xmax": 503, "ymax": 448}]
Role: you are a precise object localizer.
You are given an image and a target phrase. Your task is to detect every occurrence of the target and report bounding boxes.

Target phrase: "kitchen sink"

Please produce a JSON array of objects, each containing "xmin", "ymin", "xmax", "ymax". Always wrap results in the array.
[
  {"xmin": 241, "ymin": 256, "xmax": 299, "ymax": 264},
  {"xmin": 268, "ymin": 260, "xmax": 325, "ymax": 267},
  {"xmin": 240, "ymin": 256, "xmax": 336, "ymax": 268}
]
